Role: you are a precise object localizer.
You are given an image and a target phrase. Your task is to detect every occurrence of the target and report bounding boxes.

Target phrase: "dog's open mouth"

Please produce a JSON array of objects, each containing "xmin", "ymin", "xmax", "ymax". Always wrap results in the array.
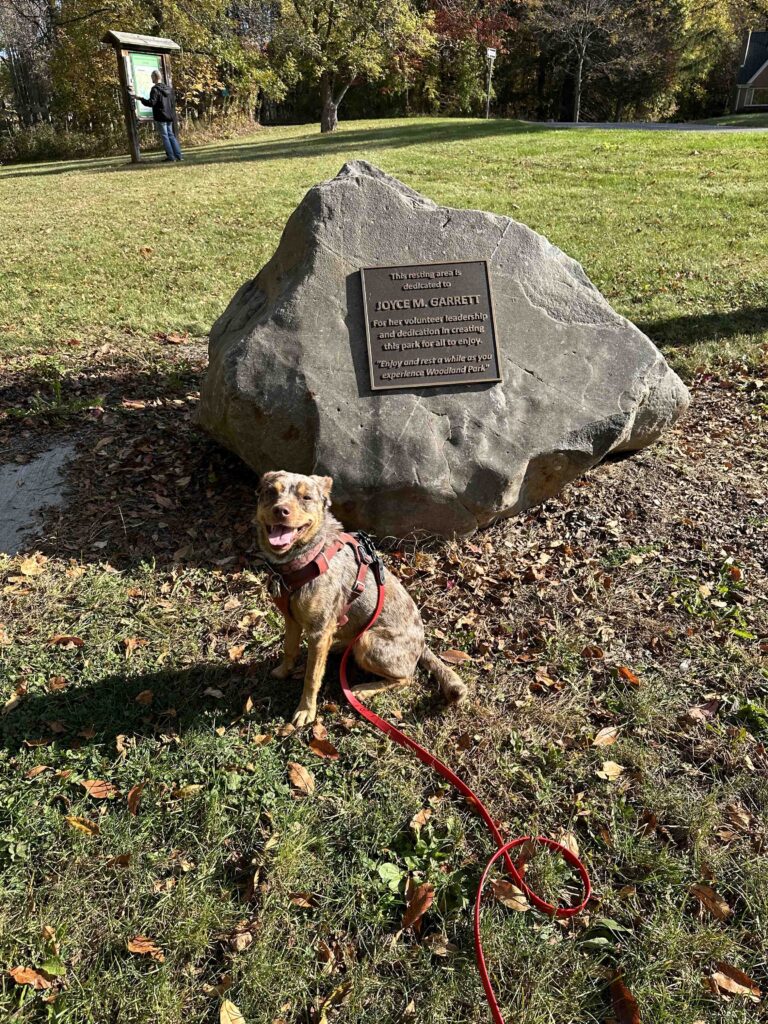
[{"xmin": 267, "ymin": 523, "xmax": 306, "ymax": 551}]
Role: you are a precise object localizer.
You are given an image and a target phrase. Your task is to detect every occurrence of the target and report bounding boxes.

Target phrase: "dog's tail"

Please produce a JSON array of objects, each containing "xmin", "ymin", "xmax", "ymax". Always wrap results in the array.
[{"xmin": 418, "ymin": 646, "xmax": 468, "ymax": 703}]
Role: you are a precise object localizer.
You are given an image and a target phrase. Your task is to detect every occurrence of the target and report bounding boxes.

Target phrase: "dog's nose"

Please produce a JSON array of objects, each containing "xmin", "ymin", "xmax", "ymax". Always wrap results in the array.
[{"xmin": 275, "ymin": 505, "xmax": 291, "ymax": 520}]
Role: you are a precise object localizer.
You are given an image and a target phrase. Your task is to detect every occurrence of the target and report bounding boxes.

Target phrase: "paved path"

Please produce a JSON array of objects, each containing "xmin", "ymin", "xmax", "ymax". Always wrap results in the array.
[
  {"xmin": 0, "ymin": 443, "xmax": 74, "ymax": 554},
  {"xmin": 525, "ymin": 120, "xmax": 768, "ymax": 132}
]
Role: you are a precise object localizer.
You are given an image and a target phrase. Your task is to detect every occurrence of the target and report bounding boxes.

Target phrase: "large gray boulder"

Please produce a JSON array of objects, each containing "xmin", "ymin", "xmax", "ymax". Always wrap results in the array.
[{"xmin": 199, "ymin": 161, "xmax": 689, "ymax": 538}]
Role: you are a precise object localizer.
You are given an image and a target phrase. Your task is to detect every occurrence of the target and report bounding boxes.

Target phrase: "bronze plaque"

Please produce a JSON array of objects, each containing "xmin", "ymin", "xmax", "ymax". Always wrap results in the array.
[{"xmin": 360, "ymin": 260, "xmax": 502, "ymax": 391}]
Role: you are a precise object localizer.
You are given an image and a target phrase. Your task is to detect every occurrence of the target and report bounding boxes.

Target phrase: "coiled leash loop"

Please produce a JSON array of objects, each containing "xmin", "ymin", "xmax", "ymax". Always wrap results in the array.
[{"xmin": 338, "ymin": 547, "xmax": 592, "ymax": 1024}]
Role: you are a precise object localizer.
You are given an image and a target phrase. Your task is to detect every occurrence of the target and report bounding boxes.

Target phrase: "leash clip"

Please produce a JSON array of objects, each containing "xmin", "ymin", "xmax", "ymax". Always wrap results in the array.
[{"xmin": 355, "ymin": 530, "xmax": 385, "ymax": 585}]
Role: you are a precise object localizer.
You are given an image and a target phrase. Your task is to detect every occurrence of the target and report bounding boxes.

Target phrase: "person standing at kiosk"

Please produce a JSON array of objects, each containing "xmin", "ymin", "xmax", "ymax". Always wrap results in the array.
[{"xmin": 132, "ymin": 70, "xmax": 183, "ymax": 162}]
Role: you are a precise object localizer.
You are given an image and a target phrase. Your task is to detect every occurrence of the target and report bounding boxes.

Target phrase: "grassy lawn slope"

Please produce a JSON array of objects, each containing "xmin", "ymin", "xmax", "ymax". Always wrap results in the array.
[{"xmin": 0, "ymin": 119, "xmax": 766, "ymax": 1024}]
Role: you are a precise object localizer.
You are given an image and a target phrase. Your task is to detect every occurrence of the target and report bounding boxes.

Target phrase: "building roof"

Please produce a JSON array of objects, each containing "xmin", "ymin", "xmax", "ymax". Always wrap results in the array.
[
  {"xmin": 101, "ymin": 31, "xmax": 180, "ymax": 53},
  {"xmin": 736, "ymin": 31, "xmax": 768, "ymax": 85}
]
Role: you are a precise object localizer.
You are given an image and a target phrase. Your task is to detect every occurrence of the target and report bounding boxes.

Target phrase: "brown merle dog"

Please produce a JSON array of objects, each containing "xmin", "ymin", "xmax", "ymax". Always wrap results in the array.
[{"xmin": 255, "ymin": 471, "xmax": 467, "ymax": 727}]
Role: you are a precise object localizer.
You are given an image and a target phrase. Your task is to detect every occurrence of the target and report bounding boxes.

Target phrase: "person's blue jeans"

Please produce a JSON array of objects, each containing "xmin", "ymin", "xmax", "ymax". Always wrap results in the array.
[{"xmin": 157, "ymin": 121, "xmax": 182, "ymax": 161}]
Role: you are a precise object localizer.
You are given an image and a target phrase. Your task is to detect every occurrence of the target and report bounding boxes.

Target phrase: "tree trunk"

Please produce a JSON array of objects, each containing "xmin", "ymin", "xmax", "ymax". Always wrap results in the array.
[
  {"xmin": 321, "ymin": 97, "xmax": 338, "ymax": 133},
  {"xmin": 320, "ymin": 74, "xmax": 338, "ymax": 133},
  {"xmin": 573, "ymin": 52, "xmax": 584, "ymax": 122},
  {"xmin": 536, "ymin": 52, "xmax": 547, "ymax": 120}
]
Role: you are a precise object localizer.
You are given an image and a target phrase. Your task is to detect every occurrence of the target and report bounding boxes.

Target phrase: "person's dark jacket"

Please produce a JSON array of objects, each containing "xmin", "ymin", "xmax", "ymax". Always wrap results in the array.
[{"xmin": 139, "ymin": 82, "xmax": 175, "ymax": 123}]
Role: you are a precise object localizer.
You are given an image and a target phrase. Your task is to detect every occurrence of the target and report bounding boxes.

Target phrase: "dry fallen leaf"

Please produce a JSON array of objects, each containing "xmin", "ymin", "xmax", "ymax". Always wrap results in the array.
[
  {"xmin": 593, "ymin": 726, "xmax": 621, "ymax": 747},
  {"xmin": 127, "ymin": 935, "xmax": 165, "ymax": 962},
  {"xmin": 48, "ymin": 675, "xmax": 68, "ymax": 692},
  {"xmin": 610, "ymin": 973, "xmax": 641, "ymax": 1024},
  {"xmin": 287, "ymin": 762, "xmax": 315, "ymax": 796},
  {"xmin": 724, "ymin": 802, "xmax": 752, "ymax": 832},
  {"xmin": 65, "ymin": 816, "xmax": 100, "ymax": 836},
  {"xmin": 581, "ymin": 644, "xmax": 605, "ymax": 660},
  {"xmin": 48, "ymin": 634, "xmax": 84, "ymax": 649},
  {"xmin": 228, "ymin": 927, "xmax": 254, "ymax": 953},
  {"xmin": 681, "ymin": 700, "xmax": 721, "ymax": 726},
  {"xmin": 410, "ymin": 808, "xmax": 432, "ymax": 833},
  {"xmin": 423, "ymin": 933, "xmax": 459, "ymax": 956},
  {"xmin": 312, "ymin": 722, "xmax": 329, "ymax": 741},
  {"xmin": 135, "ymin": 689, "xmax": 154, "ymax": 705},
  {"xmin": 532, "ymin": 665, "xmax": 563, "ymax": 690},
  {"xmin": 690, "ymin": 883, "xmax": 731, "ymax": 921},
  {"xmin": 26, "ymin": 765, "xmax": 50, "ymax": 779},
  {"xmin": 123, "ymin": 637, "xmax": 148, "ymax": 658},
  {"xmin": 708, "ymin": 962, "xmax": 761, "ymax": 1002},
  {"xmin": 439, "ymin": 649, "xmax": 473, "ymax": 664},
  {"xmin": 105, "ymin": 853, "xmax": 131, "ymax": 869},
  {"xmin": 18, "ymin": 554, "xmax": 47, "ymax": 577},
  {"xmin": 490, "ymin": 879, "xmax": 530, "ymax": 912},
  {"xmin": 617, "ymin": 666, "xmax": 640, "ymax": 686},
  {"xmin": 317, "ymin": 981, "xmax": 353, "ymax": 1024},
  {"xmin": 228, "ymin": 644, "xmax": 246, "ymax": 662},
  {"xmin": 555, "ymin": 830, "xmax": 580, "ymax": 857},
  {"xmin": 402, "ymin": 881, "xmax": 435, "ymax": 929},
  {"xmin": 220, "ymin": 998, "xmax": 246, "ymax": 1024},
  {"xmin": 276, "ymin": 722, "xmax": 296, "ymax": 738},
  {"xmin": 308, "ymin": 737, "xmax": 340, "ymax": 760},
  {"xmin": 596, "ymin": 760, "xmax": 625, "ymax": 781},
  {"xmin": 289, "ymin": 892, "xmax": 316, "ymax": 908},
  {"xmin": 81, "ymin": 779, "xmax": 117, "ymax": 799},
  {"xmin": 204, "ymin": 687, "xmax": 225, "ymax": 699},
  {"xmin": 127, "ymin": 783, "xmax": 145, "ymax": 816},
  {"xmin": 9, "ymin": 965, "xmax": 55, "ymax": 990},
  {"xmin": 251, "ymin": 733, "xmax": 272, "ymax": 746},
  {"xmin": 202, "ymin": 974, "xmax": 232, "ymax": 997}
]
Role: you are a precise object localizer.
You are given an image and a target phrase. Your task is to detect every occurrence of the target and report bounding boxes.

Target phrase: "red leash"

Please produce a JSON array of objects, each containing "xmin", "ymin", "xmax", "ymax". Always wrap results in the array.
[{"xmin": 338, "ymin": 578, "xmax": 592, "ymax": 1024}]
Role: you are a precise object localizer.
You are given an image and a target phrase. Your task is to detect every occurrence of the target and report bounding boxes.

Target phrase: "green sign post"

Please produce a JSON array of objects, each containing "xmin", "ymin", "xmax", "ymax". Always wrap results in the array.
[{"xmin": 102, "ymin": 31, "xmax": 181, "ymax": 163}]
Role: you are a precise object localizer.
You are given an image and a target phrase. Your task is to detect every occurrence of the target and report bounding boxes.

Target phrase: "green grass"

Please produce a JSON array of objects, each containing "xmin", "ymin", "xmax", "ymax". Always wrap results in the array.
[
  {"xmin": 696, "ymin": 112, "xmax": 768, "ymax": 128},
  {"xmin": 1, "ymin": 117, "xmax": 767, "ymax": 376},
  {"xmin": 1, "ymin": 118, "xmax": 767, "ymax": 1023}
]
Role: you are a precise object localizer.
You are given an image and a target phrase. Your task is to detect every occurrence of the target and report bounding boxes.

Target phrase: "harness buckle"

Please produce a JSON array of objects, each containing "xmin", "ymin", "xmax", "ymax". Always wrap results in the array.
[{"xmin": 355, "ymin": 530, "xmax": 385, "ymax": 586}]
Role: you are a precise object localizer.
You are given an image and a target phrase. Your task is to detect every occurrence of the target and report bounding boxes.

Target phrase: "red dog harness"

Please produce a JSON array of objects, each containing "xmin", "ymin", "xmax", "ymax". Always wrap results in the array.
[{"xmin": 265, "ymin": 531, "xmax": 378, "ymax": 626}]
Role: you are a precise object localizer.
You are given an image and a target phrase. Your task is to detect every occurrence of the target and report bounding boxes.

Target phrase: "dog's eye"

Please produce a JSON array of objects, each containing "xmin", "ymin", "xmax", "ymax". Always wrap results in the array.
[{"xmin": 301, "ymin": 494, "xmax": 312, "ymax": 502}]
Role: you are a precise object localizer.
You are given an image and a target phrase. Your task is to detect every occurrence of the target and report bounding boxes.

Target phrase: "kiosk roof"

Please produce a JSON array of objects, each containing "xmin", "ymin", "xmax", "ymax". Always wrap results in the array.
[{"xmin": 102, "ymin": 31, "xmax": 180, "ymax": 53}]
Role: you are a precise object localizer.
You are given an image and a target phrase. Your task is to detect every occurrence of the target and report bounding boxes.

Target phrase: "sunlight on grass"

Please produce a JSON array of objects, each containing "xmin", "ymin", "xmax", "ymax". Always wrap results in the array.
[{"xmin": 1, "ymin": 117, "xmax": 766, "ymax": 377}]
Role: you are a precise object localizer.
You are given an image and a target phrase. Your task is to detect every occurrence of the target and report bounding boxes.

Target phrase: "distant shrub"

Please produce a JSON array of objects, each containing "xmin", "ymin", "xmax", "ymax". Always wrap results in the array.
[
  {"xmin": 0, "ymin": 115, "xmax": 262, "ymax": 165},
  {"xmin": 0, "ymin": 124, "xmax": 122, "ymax": 164}
]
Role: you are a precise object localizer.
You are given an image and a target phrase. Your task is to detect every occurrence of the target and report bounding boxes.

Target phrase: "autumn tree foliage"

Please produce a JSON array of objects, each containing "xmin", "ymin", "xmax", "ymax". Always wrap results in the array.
[
  {"xmin": 1, "ymin": 0, "xmax": 767, "ymax": 158},
  {"xmin": 270, "ymin": 0, "xmax": 436, "ymax": 131},
  {"xmin": 423, "ymin": 0, "xmax": 516, "ymax": 114}
]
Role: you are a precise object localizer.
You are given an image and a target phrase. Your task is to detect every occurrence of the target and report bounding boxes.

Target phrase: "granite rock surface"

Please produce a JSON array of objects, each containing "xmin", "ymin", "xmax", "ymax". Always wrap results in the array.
[{"xmin": 199, "ymin": 161, "xmax": 689, "ymax": 537}]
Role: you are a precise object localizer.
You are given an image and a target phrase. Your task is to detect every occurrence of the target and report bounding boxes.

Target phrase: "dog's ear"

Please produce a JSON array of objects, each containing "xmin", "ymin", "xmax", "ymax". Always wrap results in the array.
[
  {"xmin": 256, "ymin": 470, "xmax": 281, "ymax": 497},
  {"xmin": 312, "ymin": 475, "xmax": 333, "ymax": 503}
]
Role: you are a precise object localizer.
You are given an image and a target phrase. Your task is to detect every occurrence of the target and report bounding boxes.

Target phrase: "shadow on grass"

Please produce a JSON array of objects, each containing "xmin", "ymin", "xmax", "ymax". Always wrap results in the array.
[
  {"xmin": 0, "ymin": 355, "xmax": 269, "ymax": 570},
  {"xmin": 0, "ymin": 118, "xmax": 549, "ymax": 181},
  {"xmin": 0, "ymin": 656, "xmax": 449, "ymax": 754},
  {"xmin": 638, "ymin": 304, "xmax": 768, "ymax": 346},
  {"xmin": 0, "ymin": 662, "xmax": 269, "ymax": 753}
]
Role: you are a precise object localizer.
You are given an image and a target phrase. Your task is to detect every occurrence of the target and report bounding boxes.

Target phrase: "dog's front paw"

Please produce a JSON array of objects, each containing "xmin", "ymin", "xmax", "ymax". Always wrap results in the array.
[
  {"xmin": 271, "ymin": 662, "xmax": 293, "ymax": 679},
  {"xmin": 291, "ymin": 704, "xmax": 317, "ymax": 728},
  {"xmin": 445, "ymin": 679, "xmax": 468, "ymax": 703}
]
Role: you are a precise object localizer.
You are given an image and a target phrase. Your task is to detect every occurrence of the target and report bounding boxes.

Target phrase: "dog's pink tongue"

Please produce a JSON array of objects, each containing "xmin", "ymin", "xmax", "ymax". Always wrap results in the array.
[{"xmin": 268, "ymin": 524, "xmax": 297, "ymax": 548}]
